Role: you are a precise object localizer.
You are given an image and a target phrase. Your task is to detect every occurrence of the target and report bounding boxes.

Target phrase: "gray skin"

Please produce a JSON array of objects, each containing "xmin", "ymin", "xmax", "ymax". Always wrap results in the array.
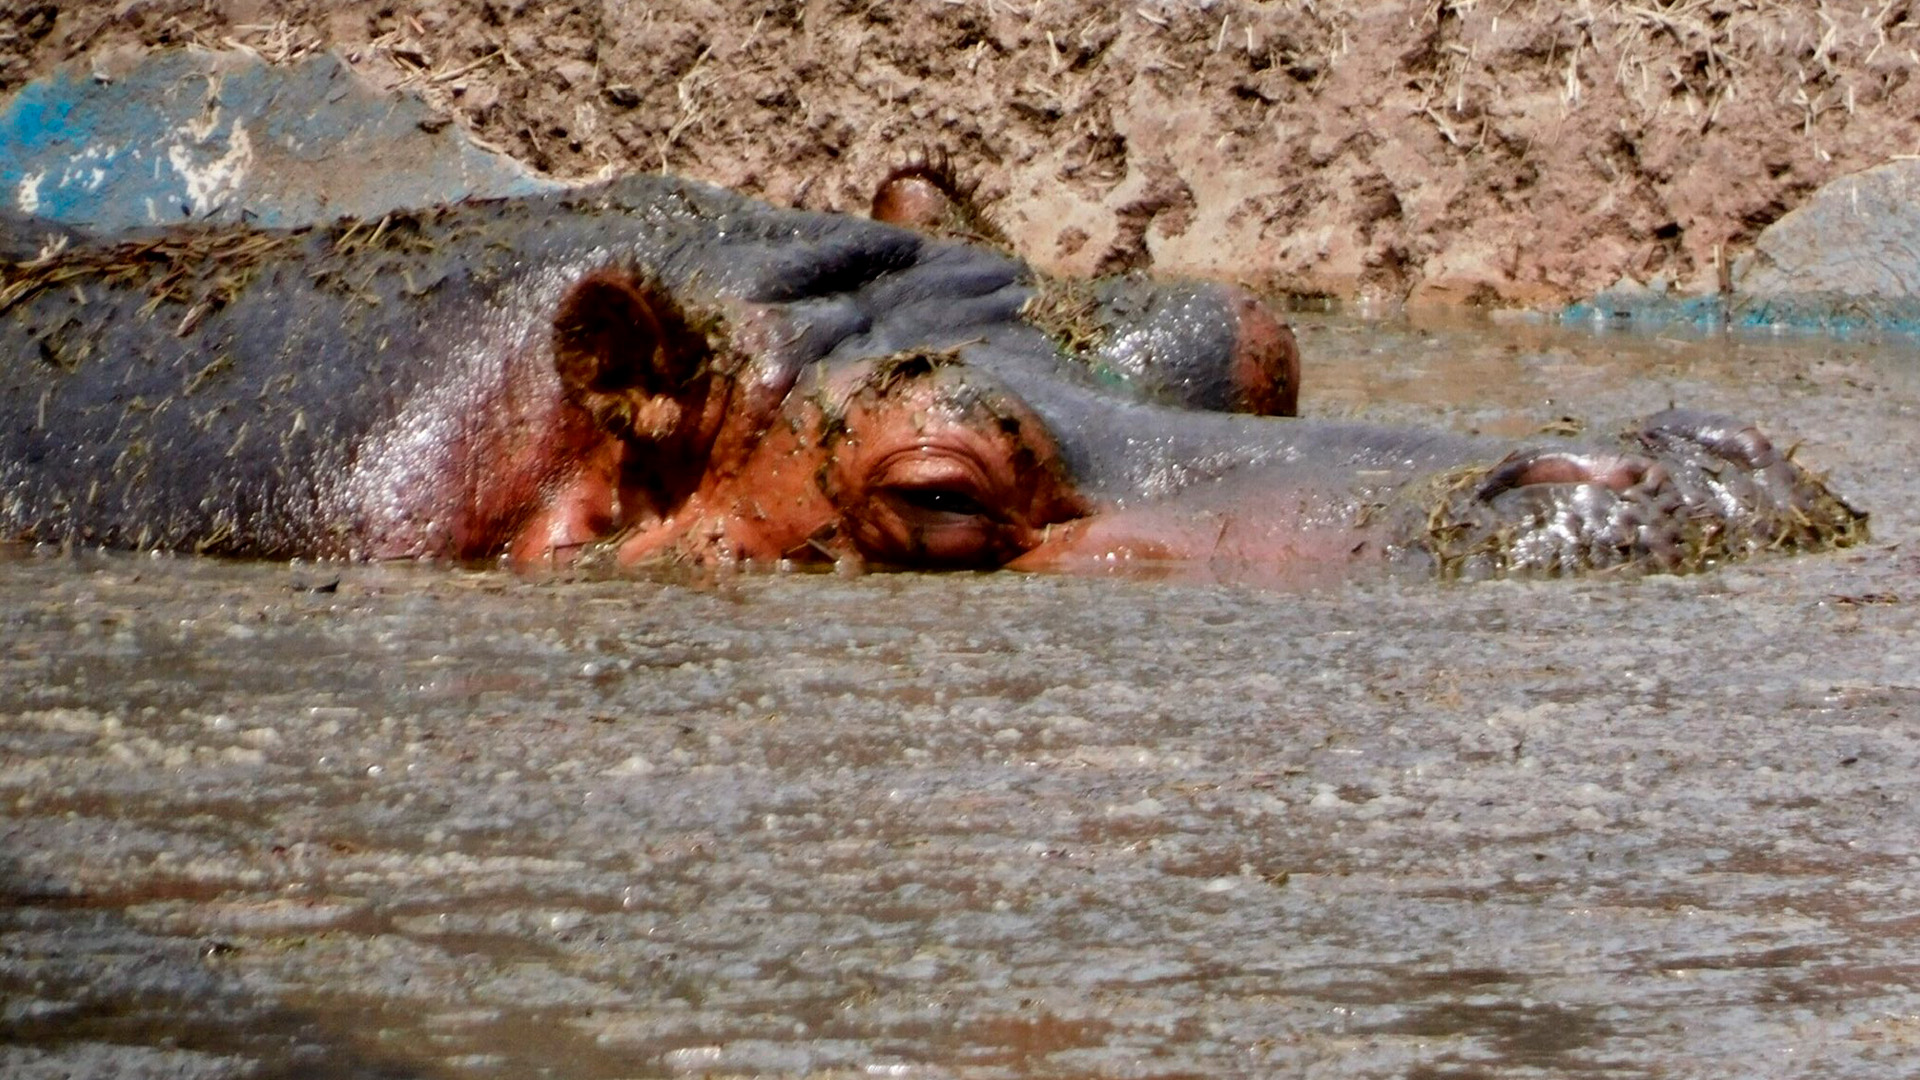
[{"xmin": 0, "ymin": 174, "xmax": 1864, "ymax": 578}]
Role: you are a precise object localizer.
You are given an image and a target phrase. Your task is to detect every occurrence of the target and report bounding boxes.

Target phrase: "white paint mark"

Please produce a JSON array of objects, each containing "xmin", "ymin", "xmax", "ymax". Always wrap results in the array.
[
  {"xmin": 59, "ymin": 143, "xmax": 120, "ymax": 193},
  {"xmin": 16, "ymin": 170, "xmax": 43, "ymax": 214},
  {"xmin": 166, "ymin": 114, "xmax": 255, "ymax": 218}
]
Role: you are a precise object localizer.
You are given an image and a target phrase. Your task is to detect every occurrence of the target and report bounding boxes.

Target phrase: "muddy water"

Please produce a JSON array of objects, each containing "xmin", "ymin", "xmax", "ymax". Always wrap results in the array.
[{"xmin": 4, "ymin": 317, "xmax": 1919, "ymax": 1079}]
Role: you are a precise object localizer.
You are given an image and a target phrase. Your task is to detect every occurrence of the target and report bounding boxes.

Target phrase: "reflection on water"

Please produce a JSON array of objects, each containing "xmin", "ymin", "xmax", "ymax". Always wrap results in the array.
[{"xmin": 5, "ymin": 317, "xmax": 1920, "ymax": 1078}]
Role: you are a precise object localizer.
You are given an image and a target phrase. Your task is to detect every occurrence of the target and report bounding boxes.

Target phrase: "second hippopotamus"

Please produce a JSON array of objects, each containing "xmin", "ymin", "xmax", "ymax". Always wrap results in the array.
[{"xmin": 0, "ymin": 174, "xmax": 1864, "ymax": 580}]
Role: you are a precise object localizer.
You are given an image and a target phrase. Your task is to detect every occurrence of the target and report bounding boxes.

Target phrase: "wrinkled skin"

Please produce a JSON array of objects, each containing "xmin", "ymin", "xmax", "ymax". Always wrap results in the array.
[
  {"xmin": 869, "ymin": 157, "xmax": 1300, "ymax": 418},
  {"xmin": 0, "ymin": 175, "xmax": 1864, "ymax": 580}
]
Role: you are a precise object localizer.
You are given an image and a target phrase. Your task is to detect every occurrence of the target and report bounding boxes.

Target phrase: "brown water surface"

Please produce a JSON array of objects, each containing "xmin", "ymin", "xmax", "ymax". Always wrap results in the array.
[{"xmin": 4, "ymin": 316, "xmax": 1918, "ymax": 1078}]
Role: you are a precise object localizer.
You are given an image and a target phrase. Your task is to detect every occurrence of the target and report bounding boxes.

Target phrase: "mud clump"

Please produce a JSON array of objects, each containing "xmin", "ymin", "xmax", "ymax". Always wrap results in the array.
[{"xmin": 10, "ymin": 3, "xmax": 1920, "ymax": 310}]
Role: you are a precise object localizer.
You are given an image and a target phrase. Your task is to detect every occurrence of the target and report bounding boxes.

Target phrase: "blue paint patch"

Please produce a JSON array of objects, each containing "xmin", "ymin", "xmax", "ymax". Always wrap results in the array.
[
  {"xmin": 1562, "ymin": 291, "xmax": 1920, "ymax": 340},
  {"xmin": 0, "ymin": 48, "xmax": 562, "ymax": 231},
  {"xmin": 1561, "ymin": 293, "xmax": 1729, "ymax": 334}
]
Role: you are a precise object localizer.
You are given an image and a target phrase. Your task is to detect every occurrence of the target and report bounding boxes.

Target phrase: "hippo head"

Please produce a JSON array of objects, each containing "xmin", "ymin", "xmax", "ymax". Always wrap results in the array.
[{"xmin": 504, "ymin": 239, "xmax": 1863, "ymax": 583}]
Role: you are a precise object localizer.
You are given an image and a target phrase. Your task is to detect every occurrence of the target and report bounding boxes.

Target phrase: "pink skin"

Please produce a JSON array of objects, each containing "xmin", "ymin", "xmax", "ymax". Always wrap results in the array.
[
  {"xmin": 340, "ymin": 341, "xmax": 620, "ymax": 562},
  {"xmin": 361, "ymin": 272, "xmax": 781, "ymax": 565},
  {"xmin": 501, "ymin": 301, "xmax": 798, "ymax": 566},
  {"xmin": 870, "ymin": 173, "xmax": 960, "ymax": 234},
  {"xmin": 1001, "ymin": 448, "xmax": 1410, "ymax": 581},
  {"xmin": 444, "ymin": 269, "xmax": 1080, "ymax": 571},
  {"xmin": 1007, "ymin": 497, "xmax": 1377, "ymax": 579}
]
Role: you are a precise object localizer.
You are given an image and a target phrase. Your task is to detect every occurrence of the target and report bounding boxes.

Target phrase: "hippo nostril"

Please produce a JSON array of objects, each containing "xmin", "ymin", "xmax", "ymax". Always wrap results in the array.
[
  {"xmin": 1477, "ymin": 452, "xmax": 1585, "ymax": 498},
  {"xmin": 1640, "ymin": 461, "xmax": 1670, "ymax": 492},
  {"xmin": 1582, "ymin": 455, "xmax": 1657, "ymax": 494},
  {"xmin": 1476, "ymin": 452, "xmax": 1651, "ymax": 500},
  {"xmin": 1714, "ymin": 425, "xmax": 1778, "ymax": 470},
  {"xmin": 1641, "ymin": 409, "xmax": 1780, "ymax": 469},
  {"xmin": 1516, "ymin": 455, "xmax": 1592, "ymax": 487}
]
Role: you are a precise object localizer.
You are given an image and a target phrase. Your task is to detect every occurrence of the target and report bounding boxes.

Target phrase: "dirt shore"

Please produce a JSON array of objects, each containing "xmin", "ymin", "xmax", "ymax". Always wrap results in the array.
[{"xmin": 8, "ymin": 2, "xmax": 1920, "ymax": 307}]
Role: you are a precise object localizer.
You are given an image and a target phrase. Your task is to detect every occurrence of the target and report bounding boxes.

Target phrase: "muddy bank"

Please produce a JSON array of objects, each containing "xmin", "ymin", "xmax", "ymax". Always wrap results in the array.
[{"xmin": 10, "ymin": 1, "xmax": 1920, "ymax": 308}]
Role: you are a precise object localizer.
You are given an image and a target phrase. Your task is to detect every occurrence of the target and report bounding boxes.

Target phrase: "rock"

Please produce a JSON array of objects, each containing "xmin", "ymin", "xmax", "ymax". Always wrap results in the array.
[
  {"xmin": 0, "ymin": 49, "xmax": 559, "ymax": 231},
  {"xmin": 1727, "ymin": 158, "xmax": 1920, "ymax": 333},
  {"xmin": 1567, "ymin": 159, "xmax": 1920, "ymax": 334}
]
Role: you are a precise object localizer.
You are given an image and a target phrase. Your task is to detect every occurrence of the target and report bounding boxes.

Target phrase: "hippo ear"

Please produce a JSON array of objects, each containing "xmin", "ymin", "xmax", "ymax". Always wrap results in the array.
[
  {"xmin": 551, "ymin": 270, "xmax": 703, "ymax": 400},
  {"xmin": 869, "ymin": 150, "xmax": 1007, "ymax": 247}
]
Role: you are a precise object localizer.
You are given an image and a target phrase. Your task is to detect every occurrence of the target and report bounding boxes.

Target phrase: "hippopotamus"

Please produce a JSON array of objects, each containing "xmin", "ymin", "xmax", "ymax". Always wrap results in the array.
[{"xmin": 0, "ymin": 172, "xmax": 1864, "ymax": 581}]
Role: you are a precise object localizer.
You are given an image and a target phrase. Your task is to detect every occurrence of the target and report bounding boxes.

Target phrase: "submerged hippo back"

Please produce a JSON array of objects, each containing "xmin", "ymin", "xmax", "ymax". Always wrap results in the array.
[
  {"xmin": 0, "ymin": 212, "xmax": 481, "ymax": 555},
  {"xmin": 0, "ymin": 177, "xmax": 786, "ymax": 555}
]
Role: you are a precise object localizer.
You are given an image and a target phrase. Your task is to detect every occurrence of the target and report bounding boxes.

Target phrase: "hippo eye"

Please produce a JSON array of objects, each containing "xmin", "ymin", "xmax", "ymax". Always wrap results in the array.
[{"xmin": 850, "ymin": 450, "xmax": 1013, "ymax": 567}]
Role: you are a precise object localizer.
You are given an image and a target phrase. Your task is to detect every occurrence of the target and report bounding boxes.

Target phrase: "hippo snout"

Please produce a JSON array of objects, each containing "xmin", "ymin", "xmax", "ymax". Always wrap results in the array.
[{"xmin": 1414, "ymin": 411, "xmax": 1867, "ymax": 578}]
